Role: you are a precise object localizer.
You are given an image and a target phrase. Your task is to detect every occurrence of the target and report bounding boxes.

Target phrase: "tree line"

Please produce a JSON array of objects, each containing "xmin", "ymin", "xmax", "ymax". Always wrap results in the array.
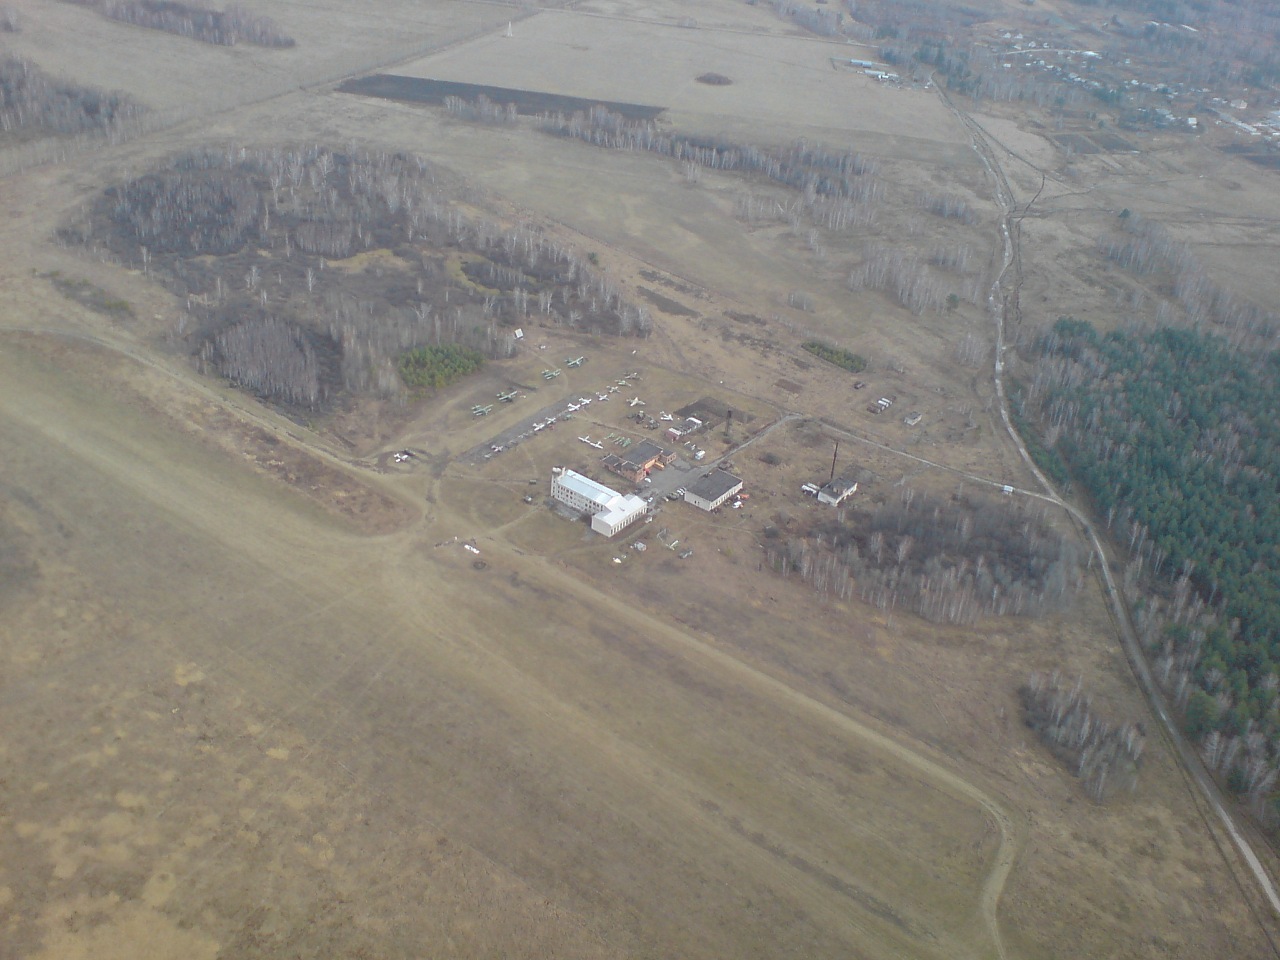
[
  {"xmin": 1098, "ymin": 211, "xmax": 1278, "ymax": 339},
  {"xmin": 539, "ymin": 106, "xmax": 879, "ymax": 204},
  {"xmin": 437, "ymin": 97, "xmax": 990, "ymax": 322},
  {"xmin": 1021, "ymin": 317, "xmax": 1280, "ymax": 823},
  {"xmin": 66, "ymin": 0, "xmax": 294, "ymax": 47},
  {"xmin": 0, "ymin": 56, "xmax": 144, "ymax": 139}
]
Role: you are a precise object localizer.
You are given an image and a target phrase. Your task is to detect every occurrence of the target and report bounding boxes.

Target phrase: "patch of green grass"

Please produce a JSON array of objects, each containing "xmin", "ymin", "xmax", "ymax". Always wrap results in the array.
[
  {"xmin": 801, "ymin": 340, "xmax": 866, "ymax": 374},
  {"xmin": 46, "ymin": 272, "xmax": 134, "ymax": 320}
]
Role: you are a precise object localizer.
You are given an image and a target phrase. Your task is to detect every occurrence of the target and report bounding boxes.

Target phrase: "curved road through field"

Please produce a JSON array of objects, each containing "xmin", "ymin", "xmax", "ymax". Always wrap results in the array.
[{"xmin": 934, "ymin": 81, "xmax": 1280, "ymax": 934}]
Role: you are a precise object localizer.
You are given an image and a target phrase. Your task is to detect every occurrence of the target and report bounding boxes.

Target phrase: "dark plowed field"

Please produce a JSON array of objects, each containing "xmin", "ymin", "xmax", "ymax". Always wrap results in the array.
[{"xmin": 339, "ymin": 74, "xmax": 666, "ymax": 121}]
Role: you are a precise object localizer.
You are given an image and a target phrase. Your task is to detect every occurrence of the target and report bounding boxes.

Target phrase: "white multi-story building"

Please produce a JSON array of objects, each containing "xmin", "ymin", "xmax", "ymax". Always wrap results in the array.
[{"xmin": 550, "ymin": 468, "xmax": 647, "ymax": 537}]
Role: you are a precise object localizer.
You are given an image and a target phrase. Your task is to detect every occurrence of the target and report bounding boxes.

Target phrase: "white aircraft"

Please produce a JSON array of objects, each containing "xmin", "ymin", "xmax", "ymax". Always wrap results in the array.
[
  {"xmin": 532, "ymin": 421, "xmax": 546, "ymax": 432},
  {"xmin": 578, "ymin": 397, "xmax": 592, "ymax": 405},
  {"xmin": 607, "ymin": 385, "xmax": 620, "ymax": 393},
  {"xmin": 596, "ymin": 393, "xmax": 610, "ymax": 402},
  {"xmin": 626, "ymin": 372, "xmax": 640, "ymax": 379},
  {"xmin": 566, "ymin": 356, "xmax": 585, "ymax": 367},
  {"xmin": 588, "ymin": 440, "xmax": 604, "ymax": 449},
  {"xmin": 566, "ymin": 402, "xmax": 581, "ymax": 412},
  {"xmin": 628, "ymin": 397, "xmax": 645, "ymax": 407},
  {"xmin": 660, "ymin": 412, "xmax": 675, "ymax": 421}
]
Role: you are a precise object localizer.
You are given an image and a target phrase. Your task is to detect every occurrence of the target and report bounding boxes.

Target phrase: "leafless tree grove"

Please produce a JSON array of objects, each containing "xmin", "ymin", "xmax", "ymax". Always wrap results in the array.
[
  {"xmin": 0, "ymin": 56, "xmax": 145, "ymax": 138},
  {"xmin": 69, "ymin": 145, "xmax": 649, "ymax": 411},
  {"xmin": 765, "ymin": 484, "xmax": 1082, "ymax": 624},
  {"xmin": 1098, "ymin": 212, "xmax": 1279, "ymax": 338},
  {"xmin": 67, "ymin": 0, "xmax": 294, "ymax": 47},
  {"xmin": 203, "ymin": 315, "xmax": 321, "ymax": 407},
  {"xmin": 848, "ymin": 248, "xmax": 982, "ymax": 315},
  {"xmin": 1021, "ymin": 672, "xmax": 1146, "ymax": 802}
]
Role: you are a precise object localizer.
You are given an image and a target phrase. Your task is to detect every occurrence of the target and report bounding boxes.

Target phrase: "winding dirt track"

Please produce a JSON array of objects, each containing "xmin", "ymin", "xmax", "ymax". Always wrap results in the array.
[
  {"xmin": 934, "ymin": 81, "xmax": 1280, "ymax": 942},
  {"xmin": 470, "ymin": 507, "xmax": 1021, "ymax": 960}
]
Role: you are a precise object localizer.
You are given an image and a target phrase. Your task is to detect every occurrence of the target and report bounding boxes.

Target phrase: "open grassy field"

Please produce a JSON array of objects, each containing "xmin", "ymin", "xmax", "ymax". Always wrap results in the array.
[{"xmin": 3, "ymin": 0, "xmax": 1280, "ymax": 957}]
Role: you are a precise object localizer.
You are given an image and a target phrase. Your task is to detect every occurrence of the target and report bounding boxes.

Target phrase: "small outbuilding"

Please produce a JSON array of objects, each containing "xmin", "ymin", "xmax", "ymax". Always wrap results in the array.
[
  {"xmin": 665, "ymin": 417, "xmax": 703, "ymax": 442},
  {"xmin": 818, "ymin": 478, "xmax": 858, "ymax": 506}
]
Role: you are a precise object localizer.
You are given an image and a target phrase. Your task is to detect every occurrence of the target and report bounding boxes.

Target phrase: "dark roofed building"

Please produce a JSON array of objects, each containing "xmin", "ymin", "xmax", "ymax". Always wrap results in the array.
[
  {"xmin": 630, "ymin": 440, "xmax": 676, "ymax": 468},
  {"xmin": 684, "ymin": 469, "xmax": 743, "ymax": 511}
]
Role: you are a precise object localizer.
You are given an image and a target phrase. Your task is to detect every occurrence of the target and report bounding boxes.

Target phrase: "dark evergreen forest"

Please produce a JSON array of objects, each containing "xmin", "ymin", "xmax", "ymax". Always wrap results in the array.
[{"xmin": 1022, "ymin": 317, "xmax": 1280, "ymax": 812}]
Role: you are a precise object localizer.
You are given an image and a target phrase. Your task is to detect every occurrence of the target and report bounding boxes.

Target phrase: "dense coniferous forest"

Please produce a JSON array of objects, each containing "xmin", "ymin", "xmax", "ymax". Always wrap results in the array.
[
  {"xmin": 397, "ymin": 344, "xmax": 484, "ymax": 390},
  {"xmin": 1022, "ymin": 317, "xmax": 1280, "ymax": 814},
  {"xmin": 801, "ymin": 340, "xmax": 867, "ymax": 373}
]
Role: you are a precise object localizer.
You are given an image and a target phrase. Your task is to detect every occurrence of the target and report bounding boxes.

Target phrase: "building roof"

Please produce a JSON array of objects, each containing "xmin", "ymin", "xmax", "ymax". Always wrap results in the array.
[
  {"xmin": 596, "ymin": 494, "xmax": 647, "ymax": 529},
  {"xmin": 820, "ymin": 477, "xmax": 857, "ymax": 496},
  {"xmin": 630, "ymin": 439, "xmax": 673, "ymax": 464},
  {"xmin": 599, "ymin": 455, "xmax": 640, "ymax": 478},
  {"xmin": 556, "ymin": 469, "xmax": 620, "ymax": 507},
  {"xmin": 687, "ymin": 470, "xmax": 743, "ymax": 502}
]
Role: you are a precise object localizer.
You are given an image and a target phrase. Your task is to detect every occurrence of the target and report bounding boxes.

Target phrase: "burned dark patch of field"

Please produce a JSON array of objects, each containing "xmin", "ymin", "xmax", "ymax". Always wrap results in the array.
[
  {"xmin": 339, "ymin": 75, "xmax": 665, "ymax": 121},
  {"xmin": 638, "ymin": 269, "xmax": 706, "ymax": 299},
  {"xmin": 1221, "ymin": 143, "xmax": 1280, "ymax": 170},
  {"xmin": 675, "ymin": 398, "xmax": 754, "ymax": 426},
  {"xmin": 1091, "ymin": 131, "xmax": 1136, "ymax": 152},
  {"xmin": 1051, "ymin": 133, "xmax": 1099, "ymax": 155},
  {"xmin": 637, "ymin": 287, "xmax": 698, "ymax": 317}
]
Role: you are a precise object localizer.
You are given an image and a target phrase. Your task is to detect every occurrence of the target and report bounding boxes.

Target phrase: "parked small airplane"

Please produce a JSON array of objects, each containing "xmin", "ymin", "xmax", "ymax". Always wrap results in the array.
[
  {"xmin": 625, "ymin": 372, "xmax": 640, "ymax": 379},
  {"xmin": 496, "ymin": 390, "xmax": 518, "ymax": 402},
  {"xmin": 628, "ymin": 397, "xmax": 645, "ymax": 407},
  {"xmin": 533, "ymin": 421, "xmax": 546, "ymax": 432},
  {"xmin": 607, "ymin": 385, "xmax": 619, "ymax": 393},
  {"xmin": 542, "ymin": 368, "xmax": 561, "ymax": 380},
  {"xmin": 578, "ymin": 435, "xmax": 593, "ymax": 444},
  {"xmin": 659, "ymin": 412, "xmax": 675, "ymax": 421},
  {"xmin": 578, "ymin": 396, "xmax": 592, "ymax": 405},
  {"xmin": 472, "ymin": 404, "xmax": 493, "ymax": 416},
  {"xmin": 566, "ymin": 402, "xmax": 581, "ymax": 412},
  {"xmin": 566, "ymin": 356, "xmax": 585, "ymax": 367},
  {"xmin": 596, "ymin": 393, "xmax": 610, "ymax": 402}
]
